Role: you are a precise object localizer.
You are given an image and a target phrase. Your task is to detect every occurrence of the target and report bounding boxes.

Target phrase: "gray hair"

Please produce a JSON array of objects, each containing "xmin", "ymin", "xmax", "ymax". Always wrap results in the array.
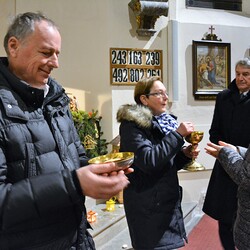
[
  {"xmin": 4, "ymin": 12, "xmax": 58, "ymax": 55},
  {"xmin": 235, "ymin": 58, "xmax": 250, "ymax": 69}
]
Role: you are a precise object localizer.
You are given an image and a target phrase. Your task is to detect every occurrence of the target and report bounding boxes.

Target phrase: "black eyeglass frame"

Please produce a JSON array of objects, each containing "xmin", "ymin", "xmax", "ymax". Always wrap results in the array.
[{"xmin": 145, "ymin": 92, "xmax": 168, "ymax": 98}]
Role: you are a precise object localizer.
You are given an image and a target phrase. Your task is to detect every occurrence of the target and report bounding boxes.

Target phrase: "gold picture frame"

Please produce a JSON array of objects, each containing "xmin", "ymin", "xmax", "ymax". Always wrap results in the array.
[
  {"xmin": 192, "ymin": 40, "xmax": 231, "ymax": 100},
  {"xmin": 110, "ymin": 48, "xmax": 163, "ymax": 85}
]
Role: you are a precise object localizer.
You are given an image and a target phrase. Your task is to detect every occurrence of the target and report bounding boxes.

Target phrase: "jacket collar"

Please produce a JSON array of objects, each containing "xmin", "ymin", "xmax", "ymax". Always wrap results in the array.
[
  {"xmin": 0, "ymin": 57, "xmax": 66, "ymax": 109},
  {"xmin": 0, "ymin": 57, "xmax": 47, "ymax": 108},
  {"xmin": 117, "ymin": 104, "xmax": 153, "ymax": 129}
]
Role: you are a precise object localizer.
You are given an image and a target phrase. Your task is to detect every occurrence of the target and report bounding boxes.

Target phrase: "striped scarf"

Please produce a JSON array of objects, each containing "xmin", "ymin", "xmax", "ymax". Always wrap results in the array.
[{"xmin": 155, "ymin": 112, "xmax": 178, "ymax": 135}]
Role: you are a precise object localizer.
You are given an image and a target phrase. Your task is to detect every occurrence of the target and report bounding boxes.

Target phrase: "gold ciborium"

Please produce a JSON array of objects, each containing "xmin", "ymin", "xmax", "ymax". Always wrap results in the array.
[{"xmin": 184, "ymin": 131, "xmax": 205, "ymax": 171}]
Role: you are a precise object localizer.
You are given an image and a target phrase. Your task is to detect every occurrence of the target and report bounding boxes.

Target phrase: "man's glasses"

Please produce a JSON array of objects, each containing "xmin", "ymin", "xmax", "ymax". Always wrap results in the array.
[{"xmin": 146, "ymin": 92, "xmax": 168, "ymax": 98}]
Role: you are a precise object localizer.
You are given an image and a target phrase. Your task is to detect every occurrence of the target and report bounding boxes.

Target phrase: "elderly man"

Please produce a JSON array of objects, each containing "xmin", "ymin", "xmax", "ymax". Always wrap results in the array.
[{"xmin": 203, "ymin": 58, "xmax": 250, "ymax": 250}]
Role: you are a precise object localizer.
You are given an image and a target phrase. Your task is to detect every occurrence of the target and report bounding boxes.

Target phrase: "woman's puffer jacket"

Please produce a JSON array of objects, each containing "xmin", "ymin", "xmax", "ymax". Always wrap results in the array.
[
  {"xmin": 0, "ymin": 57, "xmax": 94, "ymax": 249},
  {"xmin": 117, "ymin": 104, "xmax": 190, "ymax": 250}
]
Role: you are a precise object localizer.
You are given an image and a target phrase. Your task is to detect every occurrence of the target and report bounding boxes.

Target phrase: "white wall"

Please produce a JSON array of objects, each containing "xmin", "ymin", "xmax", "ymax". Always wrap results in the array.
[
  {"xmin": 0, "ymin": 0, "xmax": 250, "ymax": 204},
  {"xmin": 112, "ymin": 0, "xmax": 250, "ymax": 203}
]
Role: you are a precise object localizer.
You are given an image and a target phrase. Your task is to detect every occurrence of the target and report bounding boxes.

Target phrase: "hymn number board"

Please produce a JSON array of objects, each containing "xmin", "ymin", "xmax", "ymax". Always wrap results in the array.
[{"xmin": 110, "ymin": 48, "xmax": 163, "ymax": 85}]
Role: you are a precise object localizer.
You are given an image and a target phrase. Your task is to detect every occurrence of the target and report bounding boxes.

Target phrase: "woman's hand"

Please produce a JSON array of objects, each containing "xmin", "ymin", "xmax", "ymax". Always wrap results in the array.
[
  {"xmin": 182, "ymin": 144, "xmax": 200, "ymax": 159},
  {"xmin": 176, "ymin": 122, "xmax": 194, "ymax": 137}
]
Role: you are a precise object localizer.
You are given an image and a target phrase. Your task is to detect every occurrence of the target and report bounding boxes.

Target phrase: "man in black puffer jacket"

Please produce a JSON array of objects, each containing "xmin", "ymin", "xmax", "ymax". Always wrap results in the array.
[{"xmin": 0, "ymin": 12, "xmax": 132, "ymax": 249}]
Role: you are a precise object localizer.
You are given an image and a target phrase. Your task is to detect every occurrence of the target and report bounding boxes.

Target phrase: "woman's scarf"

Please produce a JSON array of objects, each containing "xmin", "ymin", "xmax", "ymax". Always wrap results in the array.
[{"xmin": 154, "ymin": 112, "xmax": 178, "ymax": 135}]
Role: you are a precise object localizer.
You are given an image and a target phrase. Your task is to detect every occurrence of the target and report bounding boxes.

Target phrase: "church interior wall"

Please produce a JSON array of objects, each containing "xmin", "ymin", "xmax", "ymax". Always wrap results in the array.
[{"xmin": 0, "ymin": 0, "xmax": 250, "ymax": 204}]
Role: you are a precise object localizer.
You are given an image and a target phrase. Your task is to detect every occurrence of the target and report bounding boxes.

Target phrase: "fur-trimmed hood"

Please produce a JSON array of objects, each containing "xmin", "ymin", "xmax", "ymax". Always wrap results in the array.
[{"xmin": 116, "ymin": 104, "xmax": 153, "ymax": 129}]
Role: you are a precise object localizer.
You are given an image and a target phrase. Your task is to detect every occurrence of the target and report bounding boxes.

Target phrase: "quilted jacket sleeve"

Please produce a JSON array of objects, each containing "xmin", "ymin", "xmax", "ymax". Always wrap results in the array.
[
  {"xmin": 119, "ymin": 120, "xmax": 186, "ymax": 174},
  {"xmin": 0, "ymin": 146, "xmax": 84, "ymax": 230},
  {"xmin": 218, "ymin": 146, "xmax": 250, "ymax": 187}
]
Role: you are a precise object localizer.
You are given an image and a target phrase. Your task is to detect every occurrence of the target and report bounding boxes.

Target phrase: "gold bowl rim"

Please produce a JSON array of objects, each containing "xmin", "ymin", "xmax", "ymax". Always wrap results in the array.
[{"xmin": 88, "ymin": 152, "xmax": 134, "ymax": 165}]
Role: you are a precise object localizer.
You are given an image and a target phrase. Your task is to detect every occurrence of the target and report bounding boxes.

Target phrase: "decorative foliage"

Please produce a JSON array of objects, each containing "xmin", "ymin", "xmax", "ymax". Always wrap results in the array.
[{"xmin": 68, "ymin": 95, "xmax": 108, "ymax": 158}]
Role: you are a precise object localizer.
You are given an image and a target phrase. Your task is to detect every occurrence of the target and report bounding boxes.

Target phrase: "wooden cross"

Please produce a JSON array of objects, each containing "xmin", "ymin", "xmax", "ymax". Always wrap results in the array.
[
  {"xmin": 202, "ymin": 25, "xmax": 222, "ymax": 41},
  {"xmin": 209, "ymin": 25, "xmax": 215, "ymax": 35}
]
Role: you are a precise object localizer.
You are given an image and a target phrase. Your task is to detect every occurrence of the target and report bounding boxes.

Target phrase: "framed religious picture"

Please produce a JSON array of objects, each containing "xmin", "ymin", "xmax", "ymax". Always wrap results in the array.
[{"xmin": 192, "ymin": 40, "xmax": 231, "ymax": 100}]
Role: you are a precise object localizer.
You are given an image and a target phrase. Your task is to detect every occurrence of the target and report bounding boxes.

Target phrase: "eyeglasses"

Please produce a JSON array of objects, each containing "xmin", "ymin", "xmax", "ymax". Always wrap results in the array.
[{"xmin": 146, "ymin": 92, "xmax": 168, "ymax": 98}]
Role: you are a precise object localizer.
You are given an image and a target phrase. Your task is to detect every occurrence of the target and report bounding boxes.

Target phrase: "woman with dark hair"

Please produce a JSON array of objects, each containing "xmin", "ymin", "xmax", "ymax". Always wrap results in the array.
[{"xmin": 117, "ymin": 76, "xmax": 200, "ymax": 249}]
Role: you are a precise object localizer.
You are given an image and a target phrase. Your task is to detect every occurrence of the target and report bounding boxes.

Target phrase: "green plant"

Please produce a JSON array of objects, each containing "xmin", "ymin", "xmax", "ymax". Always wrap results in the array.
[{"xmin": 71, "ymin": 109, "xmax": 108, "ymax": 158}]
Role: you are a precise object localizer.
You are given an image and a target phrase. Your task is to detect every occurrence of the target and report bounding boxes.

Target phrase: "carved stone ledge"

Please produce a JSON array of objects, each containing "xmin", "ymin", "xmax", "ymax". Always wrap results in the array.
[{"xmin": 129, "ymin": 0, "xmax": 169, "ymax": 36}]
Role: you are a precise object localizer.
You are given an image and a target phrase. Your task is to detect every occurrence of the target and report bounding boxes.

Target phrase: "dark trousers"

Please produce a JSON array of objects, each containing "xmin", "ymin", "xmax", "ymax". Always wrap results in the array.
[{"xmin": 218, "ymin": 220, "xmax": 236, "ymax": 250}]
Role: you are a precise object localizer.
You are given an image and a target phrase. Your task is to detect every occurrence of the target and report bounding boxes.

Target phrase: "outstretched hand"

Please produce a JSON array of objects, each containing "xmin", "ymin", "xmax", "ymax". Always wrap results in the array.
[
  {"xmin": 205, "ymin": 141, "xmax": 237, "ymax": 159},
  {"xmin": 76, "ymin": 162, "xmax": 133, "ymax": 199}
]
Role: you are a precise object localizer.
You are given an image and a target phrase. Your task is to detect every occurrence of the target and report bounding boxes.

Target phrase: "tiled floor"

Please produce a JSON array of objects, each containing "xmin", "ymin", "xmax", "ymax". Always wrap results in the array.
[{"xmin": 98, "ymin": 226, "xmax": 133, "ymax": 250}]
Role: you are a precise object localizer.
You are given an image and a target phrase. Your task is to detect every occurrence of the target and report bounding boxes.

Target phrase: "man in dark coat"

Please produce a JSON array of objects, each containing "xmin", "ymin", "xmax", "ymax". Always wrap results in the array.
[
  {"xmin": 203, "ymin": 58, "xmax": 250, "ymax": 250},
  {"xmin": 0, "ymin": 12, "xmax": 131, "ymax": 249}
]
